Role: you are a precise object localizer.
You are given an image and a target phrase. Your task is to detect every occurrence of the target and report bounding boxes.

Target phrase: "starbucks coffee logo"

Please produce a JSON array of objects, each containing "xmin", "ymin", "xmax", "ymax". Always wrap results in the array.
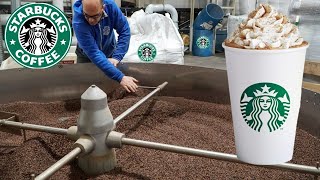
[
  {"xmin": 138, "ymin": 43, "xmax": 157, "ymax": 62},
  {"xmin": 20, "ymin": 18, "xmax": 57, "ymax": 55},
  {"xmin": 240, "ymin": 83, "xmax": 290, "ymax": 132},
  {"xmin": 5, "ymin": 3, "xmax": 72, "ymax": 69},
  {"xmin": 196, "ymin": 36, "xmax": 210, "ymax": 49}
]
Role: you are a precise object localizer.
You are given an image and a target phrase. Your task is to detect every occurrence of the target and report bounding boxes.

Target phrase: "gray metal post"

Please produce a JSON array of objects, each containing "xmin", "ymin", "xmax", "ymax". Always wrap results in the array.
[
  {"xmin": 121, "ymin": 137, "xmax": 320, "ymax": 176},
  {"xmin": 114, "ymin": 82, "xmax": 168, "ymax": 125},
  {"xmin": 35, "ymin": 147, "xmax": 82, "ymax": 180},
  {"xmin": 0, "ymin": 14, "xmax": 10, "ymax": 25},
  {"xmin": 0, "ymin": 120, "xmax": 68, "ymax": 135},
  {"xmin": 0, "ymin": 25, "xmax": 3, "ymax": 65},
  {"xmin": 189, "ymin": 0, "xmax": 195, "ymax": 52},
  {"xmin": 52, "ymin": 0, "xmax": 64, "ymax": 11},
  {"xmin": 11, "ymin": 0, "xmax": 20, "ymax": 13}
]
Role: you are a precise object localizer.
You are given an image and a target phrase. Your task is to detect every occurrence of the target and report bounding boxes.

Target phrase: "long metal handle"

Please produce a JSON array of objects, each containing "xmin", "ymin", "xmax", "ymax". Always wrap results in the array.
[
  {"xmin": 138, "ymin": 85, "xmax": 157, "ymax": 89},
  {"xmin": 0, "ymin": 120, "xmax": 68, "ymax": 135},
  {"xmin": 121, "ymin": 137, "xmax": 320, "ymax": 176},
  {"xmin": 114, "ymin": 82, "xmax": 168, "ymax": 125},
  {"xmin": 35, "ymin": 147, "xmax": 82, "ymax": 180},
  {"xmin": 189, "ymin": 0, "xmax": 195, "ymax": 52}
]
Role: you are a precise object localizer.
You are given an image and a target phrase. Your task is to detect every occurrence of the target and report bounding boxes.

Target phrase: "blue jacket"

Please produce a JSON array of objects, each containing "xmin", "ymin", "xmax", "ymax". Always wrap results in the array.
[{"xmin": 73, "ymin": 0, "xmax": 130, "ymax": 82}]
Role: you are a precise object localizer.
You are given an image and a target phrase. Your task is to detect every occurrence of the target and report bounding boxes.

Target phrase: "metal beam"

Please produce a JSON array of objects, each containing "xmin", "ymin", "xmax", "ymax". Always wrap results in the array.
[
  {"xmin": 11, "ymin": 0, "xmax": 21, "ymax": 13},
  {"xmin": 189, "ymin": 0, "xmax": 195, "ymax": 52},
  {"xmin": 121, "ymin": 137, "xmax": 320, "ymax": 176},
  {"xmin": 0, "ymin": 14, "xmax": 10, "ymax": 26},
  {"xmin": 0, "ymin": 120, "xmax": 68, "ymax": 135},
  {"xmin": 35, "ymin": 147, "xmax": 82, "ymax": 180},
  {"xmin": 114, "ymin": 82, "xmax": 168, "ymax": 125},
  {"xmin": 0, "ymin": 24, "xmax": 3, "ymax": 65}
]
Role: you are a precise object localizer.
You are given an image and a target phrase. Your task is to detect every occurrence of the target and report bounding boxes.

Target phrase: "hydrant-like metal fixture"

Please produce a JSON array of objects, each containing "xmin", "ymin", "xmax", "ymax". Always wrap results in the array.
[{"xmin": 77, "ymin": 85, "xmax": 116, "ymax": 175}]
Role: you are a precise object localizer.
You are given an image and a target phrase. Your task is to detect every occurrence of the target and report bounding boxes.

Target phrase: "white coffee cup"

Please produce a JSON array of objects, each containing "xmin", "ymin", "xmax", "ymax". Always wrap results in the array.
[{"xmin": 223, "ymin": 43, "xmax": 309, "ymax": 165}]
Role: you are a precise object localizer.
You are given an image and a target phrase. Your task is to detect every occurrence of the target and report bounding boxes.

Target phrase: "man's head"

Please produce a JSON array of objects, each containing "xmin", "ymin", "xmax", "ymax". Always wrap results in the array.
[{"xmin": 82, "ymin": 0, "xmax": 104, "ymax": 26}]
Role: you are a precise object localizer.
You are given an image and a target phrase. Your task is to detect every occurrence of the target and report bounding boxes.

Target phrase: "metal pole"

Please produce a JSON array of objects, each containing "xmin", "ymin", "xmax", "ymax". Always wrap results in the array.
[
  {"xmin": 0, "ymin": 120, "xmax": 68, "ymax": 135},
  {"xmin": 189, "ymin": 0, "xmax": 195, "ymax": 52},
  {"xmin": 52, "ymin": 0, "xmax": 64, "ymax": 12},
  {"xmin": 121, "ymin": 137, "xmax": 320, "ymax": 176},
  {"xmin": 137, "ymin": 85, "xmax": 157, "ymax": 89},
  {"xmin": 0, "ymin": 24, "xmax": 4, "ymax": 65},
  {"xmin": 114, "ymin": 82, "xmax": 168, "ymax": 125},
  {"xmin": 0, "ymin": 14, "xmax": 10, "ymax": 26},
  {"xmin": 0, "ymin": 14, "xmax": 8, "ymax": 57},
  {"xmin": 11, "ymin": 0, "xmax": 20, "ymax": 13},
  {"xmin": 35, "ymin": 147, "xmax": 82, "ymax": 180}
]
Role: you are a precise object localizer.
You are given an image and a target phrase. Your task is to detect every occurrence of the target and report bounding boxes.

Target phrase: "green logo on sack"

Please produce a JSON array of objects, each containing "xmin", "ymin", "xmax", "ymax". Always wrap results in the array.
[
  {"xmin": 5, "ymin": 3, "xmax": 72, "ymax": 69},
  {"xmin": 196, "ymin": 36, "xmax": 210, "ymax": 49},
  {"xmin": 138, "ymin": 43, "xmax": 157, "ymax": 62},
  {"xmin": 240, "ymin": 83, "xmax": 290, "ymax": 132}
]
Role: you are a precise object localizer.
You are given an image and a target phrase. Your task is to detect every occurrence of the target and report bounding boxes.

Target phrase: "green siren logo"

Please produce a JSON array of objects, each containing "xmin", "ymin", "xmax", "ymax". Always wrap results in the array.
[
  {"xmin": 196, "ymin": 36, "xmax": 210, "ymax": 49},
  {"xmin": 240, "ymin": 83, "xmax": 290, "ymax": 132},
  {"xmin": 5, "ymin": 3, "xmax": 72, "ymax": 69},
  {"xmin": 138, "ymin": 43, "xmax": 157, "ymax": 62}
]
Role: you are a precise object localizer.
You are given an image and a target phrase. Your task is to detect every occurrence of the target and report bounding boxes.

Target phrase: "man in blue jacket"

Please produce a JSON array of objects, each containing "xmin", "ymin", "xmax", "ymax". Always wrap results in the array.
[{"xmin": 73, "ymin": 0, "xmax": 138, "ymax": 92}]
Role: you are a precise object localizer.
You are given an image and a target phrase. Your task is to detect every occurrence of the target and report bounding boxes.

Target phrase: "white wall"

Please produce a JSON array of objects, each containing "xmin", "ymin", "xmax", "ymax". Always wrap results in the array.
[
  {"xmin": 164, "ymin": 0, "xmax": 207, "ymax": 8},
  {"xmin": 136, "ymin": 0, "xmax": 208, "ymax": 8}
]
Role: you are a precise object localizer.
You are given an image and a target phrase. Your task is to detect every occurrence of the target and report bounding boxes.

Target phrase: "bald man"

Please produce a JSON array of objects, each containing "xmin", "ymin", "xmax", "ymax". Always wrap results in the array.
[{"xmin": 73, "ymin": 0, "xmax": 138, "ymax": 92}]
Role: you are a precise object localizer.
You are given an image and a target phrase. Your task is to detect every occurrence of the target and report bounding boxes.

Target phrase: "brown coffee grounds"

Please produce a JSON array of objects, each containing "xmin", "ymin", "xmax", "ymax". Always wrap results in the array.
[{"xmin": 0, "ymin": 89, "xmax": 319, "ymax": 180}]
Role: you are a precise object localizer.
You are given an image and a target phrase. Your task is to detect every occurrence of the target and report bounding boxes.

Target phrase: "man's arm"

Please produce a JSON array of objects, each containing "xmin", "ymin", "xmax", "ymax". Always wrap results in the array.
[
  {"xmin": 111, "ymin": 2, "xmax": 130, "ymax": 62},
  {"xmin": 73, "ymin": 23, "xmax": 124, "ymax": 82}
]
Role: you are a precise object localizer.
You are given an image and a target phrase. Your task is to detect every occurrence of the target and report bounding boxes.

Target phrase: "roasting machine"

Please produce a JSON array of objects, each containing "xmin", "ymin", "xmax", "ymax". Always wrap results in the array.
[{"xmin": 0, "ymin": 63, "xmax": 319, "ymax": 179}]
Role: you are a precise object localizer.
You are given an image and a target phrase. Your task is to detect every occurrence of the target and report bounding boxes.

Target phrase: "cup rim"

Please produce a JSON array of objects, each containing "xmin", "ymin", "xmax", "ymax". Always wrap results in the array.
[{"xmin": 222, "ymin": 42, "xmax": 309, "ymax": 53}]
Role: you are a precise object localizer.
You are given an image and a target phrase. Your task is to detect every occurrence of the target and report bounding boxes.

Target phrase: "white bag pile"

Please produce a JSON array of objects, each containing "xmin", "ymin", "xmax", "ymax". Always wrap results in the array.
[{"xmin": 123, "ymin": 10, "xmax": 184, "ymax": 64}]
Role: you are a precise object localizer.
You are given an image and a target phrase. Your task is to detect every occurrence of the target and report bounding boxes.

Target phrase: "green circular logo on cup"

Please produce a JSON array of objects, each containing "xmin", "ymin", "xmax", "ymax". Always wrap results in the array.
[
  {"xmin": 5, "ymin": 3, "xmax": 72, "ymax": 69},
  {"xmin": 240, "ymin": 83, "xmax": 290, "ymax": 132},
  {"xmin": 196, "ymin": 36, "xmax": 210, "ymax": 49},
  {"xmin": 138, "ymin": 43, "xmax": 157, "ymax": 62}
]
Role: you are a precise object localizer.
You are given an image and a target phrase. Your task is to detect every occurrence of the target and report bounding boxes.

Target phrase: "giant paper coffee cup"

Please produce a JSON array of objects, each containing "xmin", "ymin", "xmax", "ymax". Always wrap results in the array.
[{"xmin": 222, "ymin": 43, "xmax": 309, "ymax": 165}]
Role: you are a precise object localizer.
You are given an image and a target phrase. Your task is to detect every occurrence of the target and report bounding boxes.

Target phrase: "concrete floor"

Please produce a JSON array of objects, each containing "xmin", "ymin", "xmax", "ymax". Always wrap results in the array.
[{"xmin": 184, "ymin": 52, "xmax": 226, "ymax": 70}]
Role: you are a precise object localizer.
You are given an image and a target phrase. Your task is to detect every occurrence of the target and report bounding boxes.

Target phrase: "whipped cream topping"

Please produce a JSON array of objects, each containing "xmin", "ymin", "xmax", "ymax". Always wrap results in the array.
[{"xmin": 226, "ymin": 4, "xmax": 304, "ymax": 49}]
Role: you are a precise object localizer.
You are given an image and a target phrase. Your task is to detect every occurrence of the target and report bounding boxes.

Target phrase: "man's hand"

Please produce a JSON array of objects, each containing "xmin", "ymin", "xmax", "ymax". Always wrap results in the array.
[
  {"xmin": 120, "ymin": 76, "xmax": 139, "ymax": 92},
  {"xmin": 109, "ymin": 58, "xmax": 119, "ymax": 67}
]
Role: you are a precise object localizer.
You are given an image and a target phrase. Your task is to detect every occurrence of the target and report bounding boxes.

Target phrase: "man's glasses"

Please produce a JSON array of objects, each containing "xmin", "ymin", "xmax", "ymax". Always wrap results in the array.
[{"xmin": 83, "ymin": 12, "xmax": 103, "ymax": 20}]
